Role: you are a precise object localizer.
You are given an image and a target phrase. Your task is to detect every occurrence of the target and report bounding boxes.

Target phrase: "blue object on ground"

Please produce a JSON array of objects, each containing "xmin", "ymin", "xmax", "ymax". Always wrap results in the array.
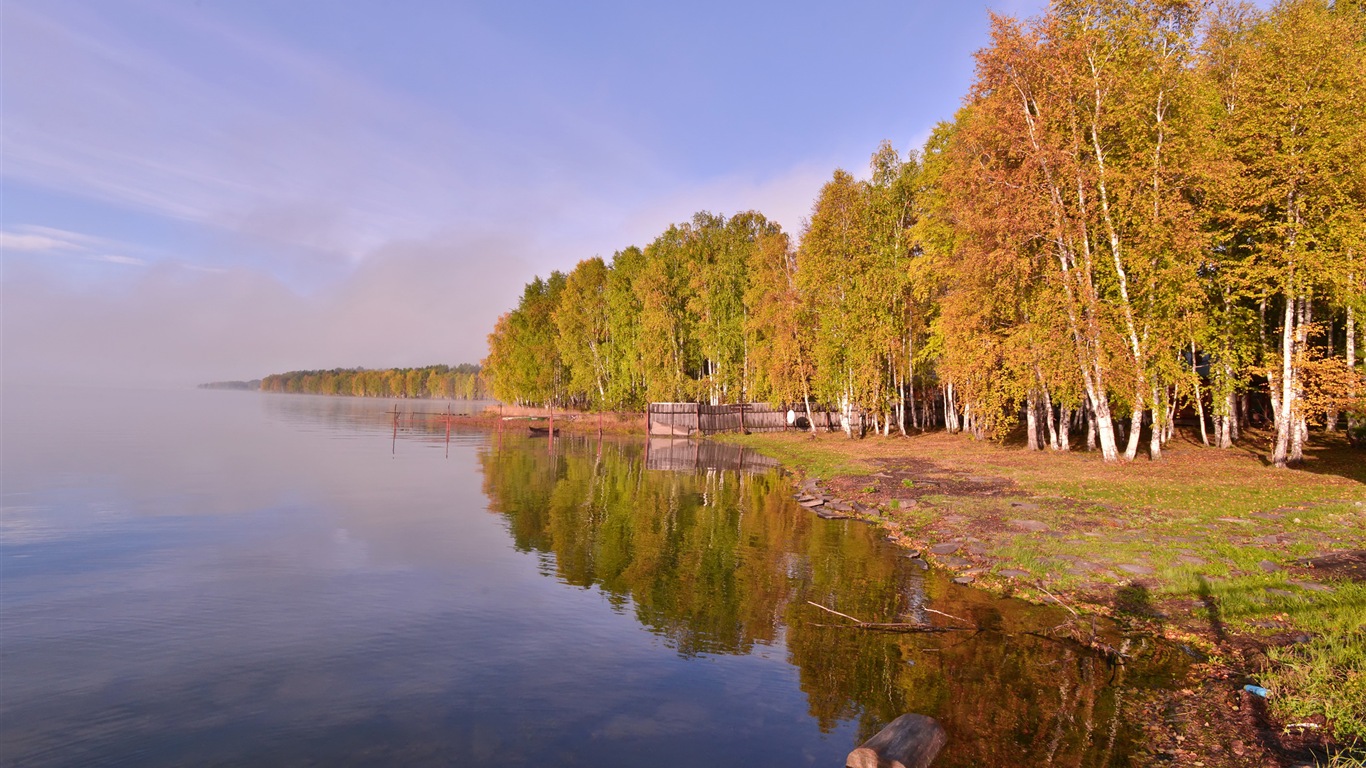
[{"xmin": 1244, "ymin": 685, "xmax": 1269, "ymax": 697}]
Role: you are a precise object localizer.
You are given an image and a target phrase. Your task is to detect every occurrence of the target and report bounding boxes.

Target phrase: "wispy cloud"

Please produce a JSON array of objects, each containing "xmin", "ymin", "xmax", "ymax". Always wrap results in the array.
[
  {"xmin": 1, "ymin": 225, "xmax": 147, "ymax": 266},
  {"xmin": 1, "ymin": 231, "xmax": 81, "ymax": 252},
  {"xmin": 2, "ymin": 0, "xmax": 661, "ymax": 274},
  {"xmin": 90, "ymin": 254, "xmax": 148, "ymax": 267}
]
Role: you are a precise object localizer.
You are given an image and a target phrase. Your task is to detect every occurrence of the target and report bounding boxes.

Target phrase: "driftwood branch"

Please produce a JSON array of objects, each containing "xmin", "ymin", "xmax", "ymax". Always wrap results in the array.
[
  {"xmin": 1034, "ymin": 581, "xmax": 1080, "ymax": 618},
  {"xmin": 807, "ymin": 601, "xmax": 864, "ymax": 624},
  {"xmin": 808, "ymin": 602, "xmax": 972, "ymax": 633},
  {"xmin": 924, "ymin": 607, "xmax": 972, "ymax": 626}
]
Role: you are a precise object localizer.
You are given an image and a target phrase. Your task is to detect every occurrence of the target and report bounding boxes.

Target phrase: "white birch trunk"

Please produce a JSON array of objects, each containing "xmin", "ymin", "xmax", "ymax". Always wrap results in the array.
[
  {"xmin": 1086, "ymin": 397, "xmax": 1098, "ymax": 451},
  {"xmin": 1290, "ymin": 297, "xmax": 1310, "ymax": 463},
  {"xmin": 1273, "ymin": 294, "xmax": 1297, "ymax": 467},
  {"xmin": 1193, "ymin": 340, "xmax": 1209, "ymax": 446},
  {"xmin": 1348, "ymin": 302, "xmax": 1358, "ymax": 438},
  {"xmin": 1026, "ymin": 389, "xmax": 1041, "ymax": 450}
]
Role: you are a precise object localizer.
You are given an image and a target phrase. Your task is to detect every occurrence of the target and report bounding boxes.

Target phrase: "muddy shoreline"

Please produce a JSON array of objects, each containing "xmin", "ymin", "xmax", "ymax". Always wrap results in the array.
[{"xmin": 768, "ymin": 447, "xmax": 1360, "ymax": 767}]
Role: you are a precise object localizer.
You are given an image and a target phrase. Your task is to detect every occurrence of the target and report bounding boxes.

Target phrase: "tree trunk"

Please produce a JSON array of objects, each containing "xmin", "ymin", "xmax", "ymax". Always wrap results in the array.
[
  {"xmin": 1193, "ymin": 339, "xmax": 1209, "ymax": 446},
  {"xmin": 1273, "ymin": 293, "xmax": 1298, "ymax": 468},
  {"xmin": 896, "ymin": 364, "xmax": 907, "ymax": 437},
  {"xmin": 846, "ymin": 713, "xmax": 946, "ymax": 768},
  {"xmin": 1026, "ymin": 389, "xmax": 1041, "ymax": 450},
  {"xmin": 1325, "ymin": 319, "xmax": 1338, "ymax": 432},
  {"xmin": 1043, "ymin": 386, "xmax": 1059, "ymax": 450},
  {"xmin": 1124, "ymin": 404, "xmax": 1143, "ymax": 461},
  {"xmin": 908, "ymin": 336, "xmax": 918, "ymax": 431},
  {"xmin": 1290, "ymin": 297, "xmax": 1311, "ymax": 463},
  {"xmin": 1349, "ymin": 302, "xmax": 1359, "ymax": 440},
  {"xmin": 1149, "ymin": 386, "xmax": 1163, "ymax": 460},
  {"xmin": 1057, "ymin": 403, "xmax": 1072, "ymax": 452}
]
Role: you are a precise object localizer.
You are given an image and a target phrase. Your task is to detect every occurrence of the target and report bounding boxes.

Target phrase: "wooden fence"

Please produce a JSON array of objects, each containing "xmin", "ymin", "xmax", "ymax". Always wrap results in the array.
[{"xmin": 647, "ymin": 402, "xmax": 839, "ymax": 436}]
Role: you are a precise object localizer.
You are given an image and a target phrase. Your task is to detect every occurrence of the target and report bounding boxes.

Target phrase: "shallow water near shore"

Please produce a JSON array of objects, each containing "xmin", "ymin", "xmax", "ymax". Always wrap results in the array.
[{"xmin": 2, "ymin": 386, "xmax": 1189, "ymax": 766}]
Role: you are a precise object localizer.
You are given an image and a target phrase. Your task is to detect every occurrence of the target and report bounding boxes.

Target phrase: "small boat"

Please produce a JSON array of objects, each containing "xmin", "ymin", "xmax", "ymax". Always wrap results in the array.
[{"xmin": 527, "ymin": 425, "xmax": 557, "ymax": 436}]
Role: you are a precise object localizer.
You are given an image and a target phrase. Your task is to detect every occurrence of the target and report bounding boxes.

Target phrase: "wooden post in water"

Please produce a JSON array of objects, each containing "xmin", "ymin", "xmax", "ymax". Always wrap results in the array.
[
  {"xmin": 548, "ymin": 406, "xmax": 554, "ymax": 453},
  {"xmin": 391, "ymin": 404, "xmax": 399, "ymax": 456},
  {"xmin": 846, "ymin": 714, "xmax": 945, "ymax": 768}
]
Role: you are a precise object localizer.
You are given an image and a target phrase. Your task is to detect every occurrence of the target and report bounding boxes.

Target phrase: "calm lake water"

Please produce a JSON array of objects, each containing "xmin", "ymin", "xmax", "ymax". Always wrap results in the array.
[{"xmin": 1, "ymin": 386, "xmax": 1186, "ymax": 766}]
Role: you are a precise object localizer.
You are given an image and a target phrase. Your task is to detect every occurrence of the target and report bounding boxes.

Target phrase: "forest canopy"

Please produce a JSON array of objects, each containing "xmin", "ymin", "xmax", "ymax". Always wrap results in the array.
[{"xmin": 483, "ymin": 0, "xmax": 1365, "ymax": 467}]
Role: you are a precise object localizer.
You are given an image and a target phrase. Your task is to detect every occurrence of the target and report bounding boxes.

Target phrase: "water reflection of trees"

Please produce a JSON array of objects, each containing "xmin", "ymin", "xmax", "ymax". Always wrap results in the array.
[{"xmin": 479, "ymin": 437, "xmax": 1182, "ymax": 767}]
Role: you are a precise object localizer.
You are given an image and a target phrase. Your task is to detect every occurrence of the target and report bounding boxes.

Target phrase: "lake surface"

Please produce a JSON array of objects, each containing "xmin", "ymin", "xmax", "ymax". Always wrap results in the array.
[{"xmin": 1, "ymin": 386, "xmax": 1186, "ymax": 766}]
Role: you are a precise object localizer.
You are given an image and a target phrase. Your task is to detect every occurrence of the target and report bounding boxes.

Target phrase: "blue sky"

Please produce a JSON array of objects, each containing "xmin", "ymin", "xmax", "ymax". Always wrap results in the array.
[{"xmin": 3, "ymin": 0, "xmax": 1047, "ymax": 386}]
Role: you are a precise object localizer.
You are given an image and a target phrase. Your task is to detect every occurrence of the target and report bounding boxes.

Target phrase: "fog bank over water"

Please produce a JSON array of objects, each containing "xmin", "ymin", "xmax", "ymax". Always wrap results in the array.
[{"xmin": 2, "ymin": 234, "xmax": 533, "ymax": 388}]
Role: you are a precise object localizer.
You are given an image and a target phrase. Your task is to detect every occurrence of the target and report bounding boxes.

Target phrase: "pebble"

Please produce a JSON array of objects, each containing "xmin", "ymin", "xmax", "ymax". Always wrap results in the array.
[
  {"xmin": 939, "ymin": 555, "xmax": 973, "ymax": 568},
  {"xmin": 1117, "ymin": 563, "xmax": 1155, "ymax": 576},
  {"xmin": 908, "ymin": 557, "xmax": 929, "ymax": 571},
  {"xmin": 930, "ymin": 543, "xmax": 961, "ymax": 555},
  {"xmin": 1177, "ymin": 555, "xmax": 1207, "ymax": 566},
  {"xmin": 952, "ymin": 575, "xmax": 976, "ymax": 585},
  {"xmin": 1010, "ymin": 502, "xmax": 1040, "ymax": 511},
  {"xmin": 998, "ymin": 569, "xmax": 1032, "ymax": 578},
  {"xmin": 1008, "ymin": 519, "xmax": 1050, "ymax": 532},
  {"xmin": 1264, "ymin": 587, "xmax": 1296, "ymax": 598},
  {"xmin": 1257, "ymin": 560, "xmax": 1282, "ymax": 573}
]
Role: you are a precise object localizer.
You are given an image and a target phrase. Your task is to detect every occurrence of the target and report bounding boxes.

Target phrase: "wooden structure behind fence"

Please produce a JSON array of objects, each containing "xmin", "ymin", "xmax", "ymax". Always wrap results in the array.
[{"xmin": 647, "ymin": 402, "xmax": 839, "ymax": 436}]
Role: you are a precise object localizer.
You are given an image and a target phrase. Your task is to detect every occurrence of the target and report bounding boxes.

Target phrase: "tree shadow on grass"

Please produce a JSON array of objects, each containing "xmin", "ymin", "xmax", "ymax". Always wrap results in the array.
[{"xmin": 1195, "ymin": 576, "xmax": 1228, "ymax": 645}]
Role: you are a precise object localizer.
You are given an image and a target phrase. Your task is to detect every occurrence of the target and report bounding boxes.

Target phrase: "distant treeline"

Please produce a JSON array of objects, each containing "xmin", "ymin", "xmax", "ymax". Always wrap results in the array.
[
  {"xmin": 199, "ymin": 380, "xmax": 261, "ymax": 391},
  {"xmin": 260, "ymin": 365, "xmax": 489, "ymax": 399}
]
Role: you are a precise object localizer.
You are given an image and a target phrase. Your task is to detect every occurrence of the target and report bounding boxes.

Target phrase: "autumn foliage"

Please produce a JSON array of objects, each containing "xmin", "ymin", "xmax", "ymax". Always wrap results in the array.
[{"xmin": 485, "ymin": 0, "xmax": 1365, "ymax": 465}]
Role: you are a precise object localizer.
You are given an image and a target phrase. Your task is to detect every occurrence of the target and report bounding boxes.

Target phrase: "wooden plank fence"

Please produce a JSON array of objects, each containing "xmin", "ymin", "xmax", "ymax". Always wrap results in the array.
[{"xmin": 648, "ymin": 402, "xmax": 839, "ymax": 436}]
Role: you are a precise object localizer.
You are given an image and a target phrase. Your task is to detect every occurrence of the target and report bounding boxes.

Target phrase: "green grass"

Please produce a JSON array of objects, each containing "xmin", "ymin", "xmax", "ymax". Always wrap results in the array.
[
  {"xmin": 715, "ymin": 432, "xmax": 876, "ymax": 480},
  {"xmin": 1316, "ymin": 748, "xmax": 1366, "ymax": 768},
  {"xmin": 1252, "ymin": 582, "xmax": 1366, "ymax": 745}
]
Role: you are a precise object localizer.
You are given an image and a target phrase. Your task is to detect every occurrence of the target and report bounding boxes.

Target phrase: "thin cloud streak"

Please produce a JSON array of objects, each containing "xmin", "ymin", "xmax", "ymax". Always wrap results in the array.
[{"xmin": 3, "ymin": 0, "xmax": 662, "ymax": 271}]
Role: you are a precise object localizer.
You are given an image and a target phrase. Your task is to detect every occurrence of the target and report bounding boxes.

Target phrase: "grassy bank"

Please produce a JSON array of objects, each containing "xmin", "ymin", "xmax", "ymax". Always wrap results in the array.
[{"xmin": 720, "ymin": 428, "xmax": 1366, "ymax": 756}]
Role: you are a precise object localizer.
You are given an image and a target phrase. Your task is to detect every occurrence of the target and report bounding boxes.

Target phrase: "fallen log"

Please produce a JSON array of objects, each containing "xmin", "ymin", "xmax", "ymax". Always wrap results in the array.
[{"xmin": 846, "ymin": 713, "xmax": 946, "ymax": 768}]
